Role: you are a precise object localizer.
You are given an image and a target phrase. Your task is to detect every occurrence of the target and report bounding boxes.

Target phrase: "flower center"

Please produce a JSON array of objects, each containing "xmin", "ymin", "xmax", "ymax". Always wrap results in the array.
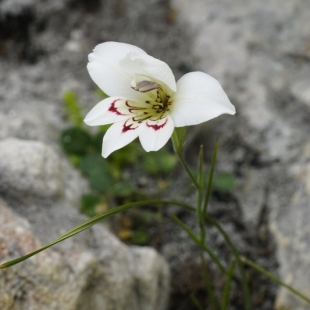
[{"xmin": 130, "ymin": 80, "xmax": 172, "ymax": 123}]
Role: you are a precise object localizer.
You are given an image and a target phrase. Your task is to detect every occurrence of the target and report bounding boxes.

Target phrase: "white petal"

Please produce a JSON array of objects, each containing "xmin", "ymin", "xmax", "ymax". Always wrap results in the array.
[
  {"xmin": 87, "ymin": 42, "xmax": 147, "ymax": 100},
  {"xmin": 170, "ymin": 72, "xmax": 236, "ymax": 127},
  {"xmin": 139, "ymin": 116, "xmax": 174, "ymax": 152},
  {"xmin": 84, "ymin": 97, "xmax": 132, "ymax": 126},
  {"xmin": 102, "ymin": 119, "xmax": 142, "ymax": 158},
  {"xmin": 120, "ymin": 52, "xmax": 177, "ymax": 92}
]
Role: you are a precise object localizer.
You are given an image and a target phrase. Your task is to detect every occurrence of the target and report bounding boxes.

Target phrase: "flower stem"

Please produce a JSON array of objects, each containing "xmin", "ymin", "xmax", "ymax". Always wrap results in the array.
[
  {"xmin": 205, "ymin": 215, "xmax": 251, "ymax": 310},
  {"xmin": 200, "ymin": 250, "xmax": 219, "ymax": 310},
  {"xmin": 171, "ymin": 129, "xmax": 200, "ymax": 190},
  {"xmin": 171, "ymin": 214, "xmax": 227, "ymax": 275},
  {"xmin": 202, "ymin": 140, "xmax": 218, "ymax": 219},
  {"xmin": 221, "ymin": 259, "xmax": 236, "ymax": 310}
]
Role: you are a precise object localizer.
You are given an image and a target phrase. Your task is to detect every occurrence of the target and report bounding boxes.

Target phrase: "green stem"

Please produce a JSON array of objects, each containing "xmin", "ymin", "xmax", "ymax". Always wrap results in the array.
[
  {"xmin": 221, "ymin": 259, "xmax": 236, "ymax": 310},
  {"xmin": 241, "ymin": 256, "xmax": 310, "ymax": 304},
  {"xmin": 0, "ymin": 199, "xmax": 195, "ymax": 269},
  {"xmin": 197, "ymin": 145, "xmax": 205, "ymax": 236},
  {"xmin": 202, "ymin": 140, "xmax": 218, "ymax": 218},
  {"xmin": 205, "ymin": 215, "xmax": 251, "ymax": 310},
  {"xmin": 171, "ymin": 130, "xmax": 200, "ymax": 190},
  {"xmin": 172, "ymin": 214, "xmax": 227, "ymax": 275},
  {"xmin": 190, "ymin": 294, "xmax": 205, "ymax": 310},
  {"xmin": 200, "ymin": 250, "xmax": 219, "ymax": 310}
]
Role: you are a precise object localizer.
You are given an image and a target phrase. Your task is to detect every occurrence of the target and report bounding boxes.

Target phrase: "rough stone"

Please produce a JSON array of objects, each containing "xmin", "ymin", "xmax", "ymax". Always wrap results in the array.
[
  {"xmin": 0, "ymin": 198, "xmax": 170, "ymax": 310},
  {"xmin": 0, "ymin": 138, "xmax": 64, "ymax": 198},
  {"xmin": 1, "ymin": 0, "xmax": 310, "ymax": 309},
  {"xmin": 171, "ymin": 0, "xmax": 310, "ymax": 309},
  {"xmin": 0, "ymin": 1, "xmax": 176, "ymax": 309}
]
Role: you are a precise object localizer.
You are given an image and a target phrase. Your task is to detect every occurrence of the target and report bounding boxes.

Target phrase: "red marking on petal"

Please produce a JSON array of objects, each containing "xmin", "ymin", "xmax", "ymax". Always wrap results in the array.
[
  {"xmin": 109, "ymin": 100, "xmax": 127, "ymax": 116},
  {"xmin": 146, "ymin": 118, "xmax": 168, "ymax": 131},
  {"xmin": 122, "ymin": 120, "xmax": 139, "ymax": 133}
]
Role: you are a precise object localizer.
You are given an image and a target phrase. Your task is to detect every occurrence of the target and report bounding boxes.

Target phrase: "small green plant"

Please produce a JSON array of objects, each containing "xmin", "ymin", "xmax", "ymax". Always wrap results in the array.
[
  {"xmin": 59, "ymin": 90, "xmax": 178, "ymax": 218},
  {"xmin": 2, "ymin": 42, "xmax": 309, "ymax": 310}
]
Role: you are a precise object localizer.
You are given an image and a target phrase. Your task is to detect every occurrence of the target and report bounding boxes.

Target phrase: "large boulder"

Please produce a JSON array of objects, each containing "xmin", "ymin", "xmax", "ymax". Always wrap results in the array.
[{"xmin": 0, "ymin": 198, "xmax": 170, "ymax": 310}]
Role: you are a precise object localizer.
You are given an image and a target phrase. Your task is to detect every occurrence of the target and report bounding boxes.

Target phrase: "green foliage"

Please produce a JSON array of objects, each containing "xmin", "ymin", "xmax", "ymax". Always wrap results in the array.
[
  {"xmin": 81, "ymin": 193, "xmax": 102, "ymax": 216},
  {"xmin": 213, "ymin": 172, "xmax": 236, "ymax": 191},
  {"xmin": 59, "ymin": 90, "xmax": 179, "ymax": 244},
  {"xmin": 192, "ymin": 170, "xmax": 236, "ymax": 192},
  {"xmin": 96, "ymin": 88, "xmax": 109, "ymax": 99},
  {"xmin": 142, "ymin": 147, "xmax": 178, "ymax": 176},
  {"xmin": 79, "ymin": 153, "xmax": 114, "ymax": 193},
  {"xmin": 60, "ymin": 127, "xmax": 92, "ymax": 156},
  {"xmin": 62, "ymin": 91, "xmax": 84, "ymax": 127},
  {"xmin": 119, "ymin": 209, "xmax": 165, "ymax": 245}
]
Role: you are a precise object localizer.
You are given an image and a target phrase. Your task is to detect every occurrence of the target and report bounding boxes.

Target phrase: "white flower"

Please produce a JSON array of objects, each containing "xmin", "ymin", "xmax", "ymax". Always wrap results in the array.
[{"xmin": 84, "ymin": 42, "xmax": 235, "ymax": 158}]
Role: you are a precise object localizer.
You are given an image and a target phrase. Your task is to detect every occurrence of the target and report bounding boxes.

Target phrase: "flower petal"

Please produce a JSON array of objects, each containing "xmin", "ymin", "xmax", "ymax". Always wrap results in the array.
[
  {"xmin": 119, "ymin": 52, "xmax": 177, "ymax": 92},
  {"xmin": 84, "ymin": 97, "xmax": 132, "ymax": 126},
  {"xmin": 169, "ymin": 72, "xmax": 236, "ymax": 127},
  {"xmin": 139, "ymin": 116, "xmax": 174, "ymax": 152},
  {"xmin": 102, "ymin": 119, "xmax": 143, "ymax": 158},
  {"xmin": 87, "ymin": 42, "xmax": 147, "ymax": 100}
]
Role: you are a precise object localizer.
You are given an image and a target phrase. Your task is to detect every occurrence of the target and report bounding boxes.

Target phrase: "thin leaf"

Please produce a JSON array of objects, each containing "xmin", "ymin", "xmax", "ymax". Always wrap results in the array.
[
  {"xmin": 197, "ymin": 145, "xmax": 205, "ymax": 238},
  {"xmin": 221, "ymin": 259, "xmax": 236, "ymax": 310},
  {"xmin": 0, "ymin": 200, "xmax": 194, "ymax": 269},
  {"xmin": 171, "ymin": 129, "xmax": 200, "ymax": 189},
  {"xmin": 241, "ymin": 256, "xmax": 310, "ymax": 304},
  {"xmin": 190, "ymin": 293, "xmax": 205, "ymax": 310},
  {"xmin": 171, "ymin": 215, "xmax": 227, "ymax": 275},
  {"xmin": 205, "ymin": 215, "xmax": 251, "ymax": 310},
  {"xmin": 202, "ymin": 140, "xmax": 218, "ymax": 218},
  {"xmin": 200, "ymin": 249, "xmax": 219, "ymax": 310}
]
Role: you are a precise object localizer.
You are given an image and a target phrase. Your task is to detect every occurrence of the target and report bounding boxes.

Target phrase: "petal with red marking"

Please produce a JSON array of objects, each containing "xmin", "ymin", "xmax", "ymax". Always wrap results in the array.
[
  {"xmin": 84, "ymin": 97, "xmax": 132, "ymax": 126},
  {"xmin": 102, "ymin": 119, "xmax": 143, "ymax": 158},
  {"xmin": 139, "ymin": 116, "xmax": 174, "ymax": 152}
]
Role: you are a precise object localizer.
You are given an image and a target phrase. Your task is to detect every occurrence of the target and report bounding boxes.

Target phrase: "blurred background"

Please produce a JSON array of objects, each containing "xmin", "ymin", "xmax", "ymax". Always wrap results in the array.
[{"xmin": 0, "ymin": 0, "xmax": 310, "ymax": 309}]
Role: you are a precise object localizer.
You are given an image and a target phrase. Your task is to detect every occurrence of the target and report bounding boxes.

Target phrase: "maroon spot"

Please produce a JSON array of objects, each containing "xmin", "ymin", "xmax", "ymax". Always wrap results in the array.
[
  {"xmin": 109, "ymin": 100, "xmax": 127, "ymax": 115},
  {"xmin": 146, "ymin": 118, "xmax": 168, "ymax": 131},
  {"xmin": 122, "ymin": 120, "xmax": 138, "ymax": 133}
]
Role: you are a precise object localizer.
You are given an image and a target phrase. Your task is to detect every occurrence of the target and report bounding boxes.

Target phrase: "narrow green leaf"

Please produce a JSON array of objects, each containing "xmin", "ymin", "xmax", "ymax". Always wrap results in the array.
[
  {"xmin": 171, "ymin": 214, "xmax": 227, "ymax": 275},
  {"xmin": 172, "ymin": 130, "xmax": 200, "ymax": 190},
  {"xmin": 62, "ymin": 91, "xmax": 84, "ymax": 127},
  {"xmin": 0, "ymin": 200, "xmax": 194, "ymax": 269},
  {"xmin": 202, "ymin": 140, "xmax": 218, "ymax": 218},
  {"xmin": 200, "ymin": 250, "xmax": 219, "ymax": 310},
  {"xmin": 190, "ymin": 293, "xmax": 205, "ymax": 310},
  {"xmin": 205, "ymin": 215, "xmax": 251, "ymax": 310},
  {"xmin": 241, "ymin": 256, "xmax": 310, "ymax": 304},
  {"xmin": 221, "ymin": 259, "xmax": 236, "ymax": 310}
]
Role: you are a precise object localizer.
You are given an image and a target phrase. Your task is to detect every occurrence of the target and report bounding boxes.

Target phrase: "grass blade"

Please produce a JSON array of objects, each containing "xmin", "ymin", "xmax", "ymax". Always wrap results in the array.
[
  {"xmin": 241, "ymin": 256, "xmax": 310, "ymax": 304},
  {"xmin": 0, "ymin": 199, "xmax": 194, "ymax": 269},
  {"xmin": 171, "ymin": 214, "xmax": 227, "ymax": 275},
  {"xmin": 221, "ymin": 259, "xmax": 236, "ymax": 310},
  {"xmin": 202, "ymin": 140, "xmax": 218, "ymax": 218},
  {"xmin": 205, "ymin": 215, "xmax": 251, "ymax": 310}
]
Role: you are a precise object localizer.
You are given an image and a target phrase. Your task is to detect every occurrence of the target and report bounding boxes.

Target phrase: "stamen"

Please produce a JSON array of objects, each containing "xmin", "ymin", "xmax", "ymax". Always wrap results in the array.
[{"xmin": 132, "ymin": 80, "xmax": 159, "ymax": 93}]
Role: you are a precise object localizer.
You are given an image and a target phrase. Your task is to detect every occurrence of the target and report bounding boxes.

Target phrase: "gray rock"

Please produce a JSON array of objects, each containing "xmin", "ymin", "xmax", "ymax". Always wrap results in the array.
[
  {"xmin": 171, "ymin": 0, "xmax": 310, "ymax": 309},
  {"xmin": 2, "ymin": 0, "xmax": 309, "ymax": 308},
  {"xmin": 0, "ymin": 138, "xmax": 64, "ymax": 198},
  {"xmin": 0, "ymin": 199, "xmax": 170, "ymax": 310}
]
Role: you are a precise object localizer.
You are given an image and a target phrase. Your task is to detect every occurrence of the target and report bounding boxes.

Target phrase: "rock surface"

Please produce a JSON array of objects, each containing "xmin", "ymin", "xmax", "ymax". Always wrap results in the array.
[
  {"xmin": 0, "ymin": 199, "xmax": 170, "ymax": 310},
  {"xmin": 171, "ymin": 0, "xmax": 310, "ymax": 309},
  {"xmin": 1, "ymin": 0, "xmax": 310, "ymax": 309},
  {"xmin": 0, "ymin": 1, "xmax": 175, "ymax": 309}
]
